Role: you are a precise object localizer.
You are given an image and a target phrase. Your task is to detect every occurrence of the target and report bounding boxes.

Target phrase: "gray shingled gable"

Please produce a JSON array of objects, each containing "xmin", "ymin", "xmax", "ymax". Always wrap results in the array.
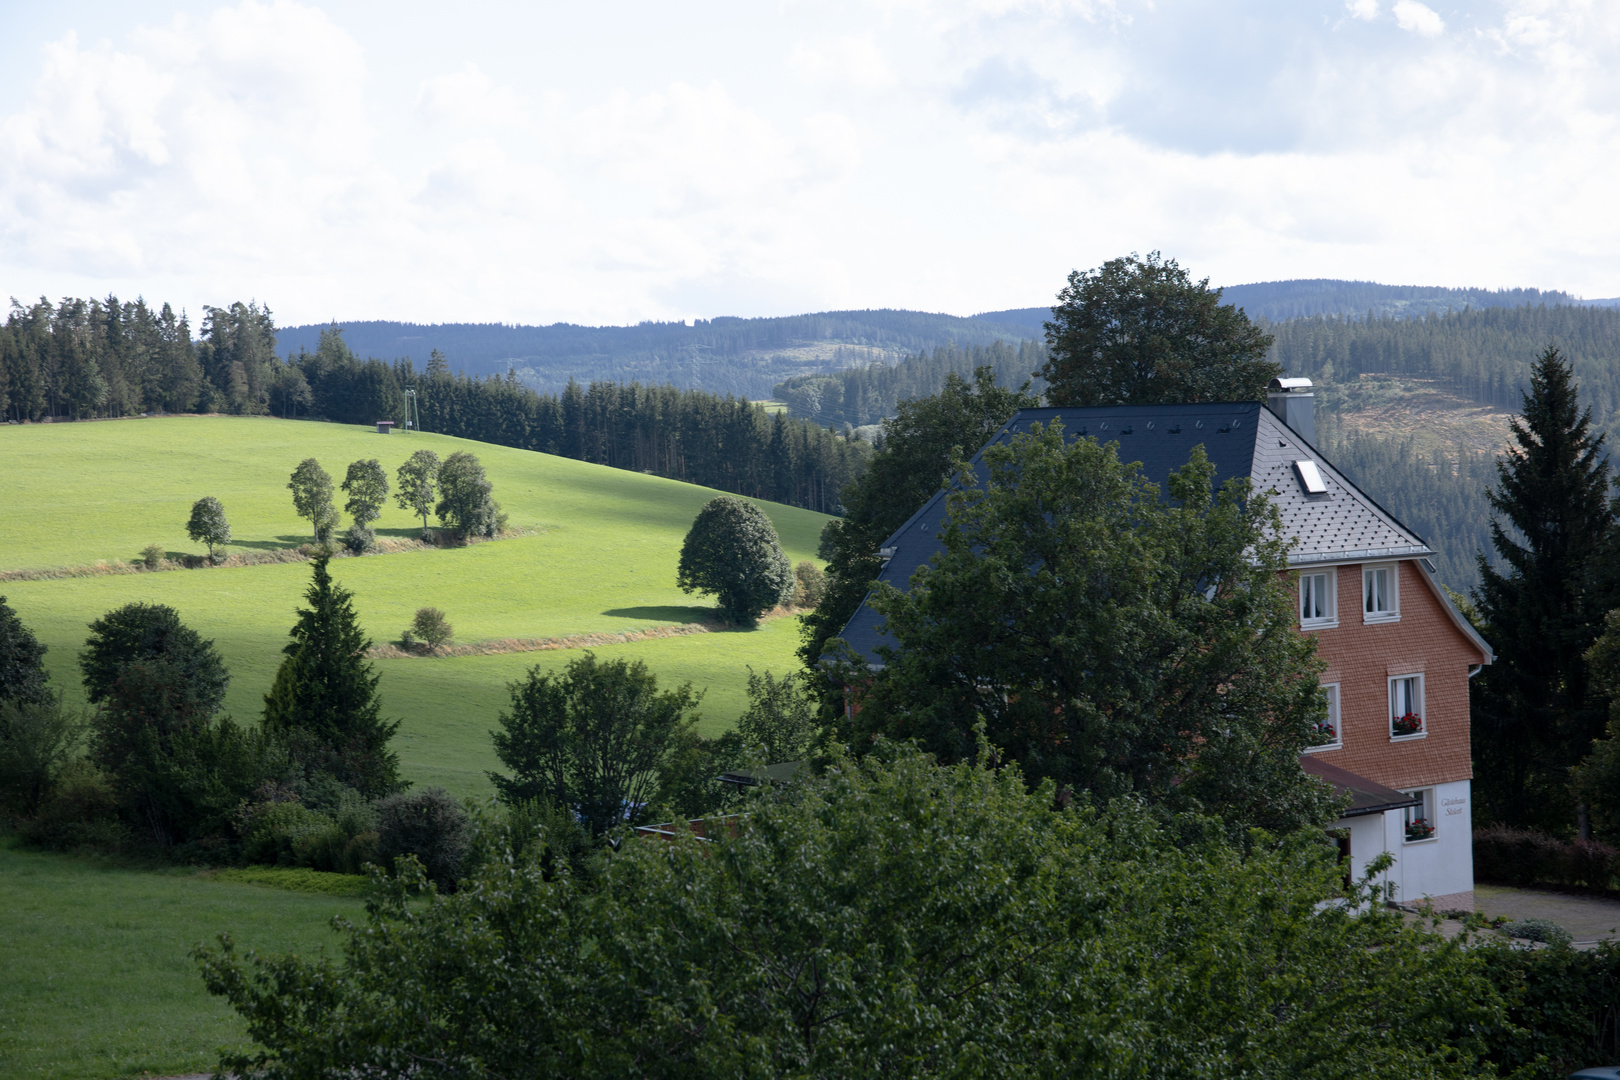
[{"xmin": 836, "ymin": 401, "xmax": 1437, "ymax": 666}]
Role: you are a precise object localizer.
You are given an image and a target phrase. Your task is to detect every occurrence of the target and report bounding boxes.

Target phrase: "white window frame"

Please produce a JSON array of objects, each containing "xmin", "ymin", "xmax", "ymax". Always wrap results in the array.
[
  {"xmin": 1402, "ymin": 787, "xmax": 1437, "ymax": 844},
  {"xmin": 1306, "ymin": 683, "xmax": 1342, "ymax": 752},
  {"xmin": 1362, "ymin": 563, "xmax": 1400, "ymax": 624},
  {"xmin": 1389, "ymin": 674, "xmax": 1425, "ymax": 741},
  {"xmin": 1299, "ymin": 568, "xmax": 1338, "ymax": 630}
]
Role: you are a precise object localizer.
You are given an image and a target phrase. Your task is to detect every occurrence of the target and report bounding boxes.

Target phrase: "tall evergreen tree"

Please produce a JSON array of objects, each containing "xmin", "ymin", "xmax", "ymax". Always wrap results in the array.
[
  {"xmin": 1472, "ymin": 346, "xmax": 1617, "ymax": 832},
  {"xmin": 263, "ymin": 556, "xmax": 402, "ymax": 797}
]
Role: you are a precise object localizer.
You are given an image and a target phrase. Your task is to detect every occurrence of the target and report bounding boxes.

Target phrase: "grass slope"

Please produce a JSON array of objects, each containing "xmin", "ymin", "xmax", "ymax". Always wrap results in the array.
[
  {"xmin": 0, "ymin": 839, "xmax": 362, "ymax": 1080},
  {"xmin": 0, "ymin": 416, "xmax": 830, "ymax": 795}
]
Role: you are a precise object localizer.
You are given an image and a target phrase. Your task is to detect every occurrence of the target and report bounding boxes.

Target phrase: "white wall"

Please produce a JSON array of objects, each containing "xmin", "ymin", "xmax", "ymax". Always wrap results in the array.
[{"xmin": 1335, "ymin": 779, "xmax": 1473, "ymax": 904}]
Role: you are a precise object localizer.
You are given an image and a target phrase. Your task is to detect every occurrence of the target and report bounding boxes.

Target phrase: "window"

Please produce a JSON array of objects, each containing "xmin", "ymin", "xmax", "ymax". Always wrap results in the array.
[
  {"xmin": 1307, "ymin": 683, "xmax": 1341, "ymax": 751},
  {"xmin": 1299, "ymin": 569, "xmax": 1337, "ymax": 628},
  {"xmin": 1363, "ymin": 563, "xmax": 1399, "ymax": 623},
  {"xmin": 1390, "ymin": 674, "xmax": 1425, "ymax": 740},
  {"xmin": 1294, "ymin": 459, "xmax": 1328, "ymax": 494},
  {"xmin": 1403, "ymin": 788, "xmax": 1436, "ymax": 843}
]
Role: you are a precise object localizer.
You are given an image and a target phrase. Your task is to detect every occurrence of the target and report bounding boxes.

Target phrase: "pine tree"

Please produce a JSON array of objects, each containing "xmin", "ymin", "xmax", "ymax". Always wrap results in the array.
[
  {"xmin": 263, "ymin": 556, "xmax": 401, "ymax": 797},
  {"xmin": 1473, "ymin": 346, "xmax": 1618, "ymax": 832}
]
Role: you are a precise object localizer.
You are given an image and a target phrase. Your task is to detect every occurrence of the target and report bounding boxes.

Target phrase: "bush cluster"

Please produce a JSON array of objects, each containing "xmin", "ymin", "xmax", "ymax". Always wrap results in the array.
[{"xmin": 1474, "ymin": 823, "xmax": 1619, "ymax": 890}]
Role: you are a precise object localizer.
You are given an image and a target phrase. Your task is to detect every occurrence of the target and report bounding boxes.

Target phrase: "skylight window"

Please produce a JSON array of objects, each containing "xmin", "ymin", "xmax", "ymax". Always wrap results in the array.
[{"xmin": 1294, "ymin": 459, "xmax": 1328, "ymax": 494}]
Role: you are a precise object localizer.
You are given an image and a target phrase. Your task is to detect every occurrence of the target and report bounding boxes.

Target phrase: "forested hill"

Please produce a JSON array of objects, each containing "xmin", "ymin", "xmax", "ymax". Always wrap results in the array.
[
  {"xmin": 972, "ymin": 279, "xmax": 1609, "ymax": 332},
  {"xmin": 274, "ymin": 310, "xmax": 1037, "ymax": 398}
]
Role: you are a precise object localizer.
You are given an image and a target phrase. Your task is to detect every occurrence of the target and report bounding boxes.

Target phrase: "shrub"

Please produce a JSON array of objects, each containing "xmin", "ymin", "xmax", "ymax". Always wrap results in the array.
[
  {"xmin": 1475, "ymin": 823, "xmax": 1618, "ymax": 890},
  {"xmin": 1501, "ymin": 918, "xmax": 1574, "ymax": 946},
  {"xmin": 376, "ymin": 787, "xmax": 469, "ymax": 890},
  {"xmin": 411, "ymin": 607, "xmax": 453, "ymax": 648},
  {"xmin": 0, "ymin": 697, "xmax": 85, "ymax": 815},
  {"xmin": 241, "ymin": 801, "xmax": 335, "ymax": 867},
  {"xmin": 14, "ymin": 759, "xmax": 129, "ymax": 852},
  {"xmin": 141, "ymin": 544, "xmax": 166, "ymax": 570},
  {"xmin": 793, "ymin": 561, "xmax": 826, "ymax": 608},
  {"xmin": 341, "ymin": 523, "xmax": 376, "ymax": 554}
]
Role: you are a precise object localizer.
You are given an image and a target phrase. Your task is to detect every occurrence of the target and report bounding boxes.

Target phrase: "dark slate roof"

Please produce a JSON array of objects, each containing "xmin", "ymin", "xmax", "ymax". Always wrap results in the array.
[
  {"xmin": 837, "ymin": 401, "xmax": 1491, "ymax": 667},
  {"xmin": 1300, "ymin": 756, "xmax": 1422, "ymax": 817}
]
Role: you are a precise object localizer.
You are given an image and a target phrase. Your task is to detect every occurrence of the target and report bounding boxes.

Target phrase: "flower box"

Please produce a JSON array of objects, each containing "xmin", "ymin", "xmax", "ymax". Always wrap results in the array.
[
  {"xmin": 1392, "ymin": 712, "xmax": 1423, "ymax": 737},
  {"xmin": 1405, "ymin": 817, "xmax": 1435, "ymax": 842}
]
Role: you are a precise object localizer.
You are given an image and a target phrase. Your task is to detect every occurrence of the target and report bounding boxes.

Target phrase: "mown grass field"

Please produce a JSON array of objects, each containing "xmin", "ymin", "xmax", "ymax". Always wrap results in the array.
[
  {"xmin": 0, "ymin": 838, "xmax": 364, "ymax": 1080},
  {"xmin": 0, "ymin": 415, "xmax": 830, "ymax": 795}
]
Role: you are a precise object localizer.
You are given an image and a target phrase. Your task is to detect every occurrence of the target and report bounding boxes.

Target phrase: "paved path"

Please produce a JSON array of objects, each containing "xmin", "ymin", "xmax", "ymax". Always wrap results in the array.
[{"xmin": 1476, "ymin": 884, "xmax": 1620, "ymax": 946}]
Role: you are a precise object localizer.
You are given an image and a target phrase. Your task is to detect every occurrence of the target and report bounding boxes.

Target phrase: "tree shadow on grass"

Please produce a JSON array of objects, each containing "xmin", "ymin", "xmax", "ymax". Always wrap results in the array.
[
  {"xmin": 230, "ymin": 537, "xmax": 314, "ymax": 551},
  {"xmin": 603, "ymin": 605, "xmax": 721, "ymax": 625}
]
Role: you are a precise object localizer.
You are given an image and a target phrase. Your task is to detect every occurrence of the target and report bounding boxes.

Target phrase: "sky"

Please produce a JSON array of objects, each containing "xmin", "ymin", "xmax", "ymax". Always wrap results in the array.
[{"xmin": 0, "ymin": 0, "xmax": 1616, "ymax": 327}]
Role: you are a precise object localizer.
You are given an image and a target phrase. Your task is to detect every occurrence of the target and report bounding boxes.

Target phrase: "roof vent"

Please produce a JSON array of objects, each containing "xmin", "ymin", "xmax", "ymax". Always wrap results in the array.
[{"xmin": 1267, "ymin": 377, "xmax": 1315, "ymax": 444}]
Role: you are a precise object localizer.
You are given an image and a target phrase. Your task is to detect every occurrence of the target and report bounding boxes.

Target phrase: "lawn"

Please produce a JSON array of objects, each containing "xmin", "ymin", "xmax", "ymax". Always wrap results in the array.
[
  {"xmin": 0, "ymin": 415, "xmax": 831, "ymax": 796},
  {"xmin": 0, "ymin": 838, "xmax": 364, "ymax": 1080}
]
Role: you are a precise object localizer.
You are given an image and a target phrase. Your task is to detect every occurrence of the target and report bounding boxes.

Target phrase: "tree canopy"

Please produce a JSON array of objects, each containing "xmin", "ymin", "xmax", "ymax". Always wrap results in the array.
[
  {"xmin": 393, "ymin": 449, "xmax": 440, "ymax": 534},
  {"xmin": 287, "ymin": 458, "xmax": 337, "ymax": 544},
  {"xmin": 488, "ymin": 651, "xmax": 702, "ymax": 835},
  {"xmin": 435, "ymin": 451, "xmax": 501, "ymax": 539},
  {"xmin": 79, "ymin": 602, "xmax": 229, "ymax": 714},
  {"xmin": 677, "ymin": 496, "xmax": 794, "ymax": 624},
  {"xmin": 198, "ymin": 746, "xmax": 1494, "ymax": 1080},
  {"xmin": 1039, "ymin": 252, "xmax": 1279, "ymax": 407},
  {"xmin": 186, "ymin": 496, "xmax": 231, "ymax": 559},
  {"xmin": 0, "ymin": 596, "xmax": 50, "ymax": 707},
  {"xmin": 831, "ymin": 421, "xmax": 1336, "ymax": 836}
]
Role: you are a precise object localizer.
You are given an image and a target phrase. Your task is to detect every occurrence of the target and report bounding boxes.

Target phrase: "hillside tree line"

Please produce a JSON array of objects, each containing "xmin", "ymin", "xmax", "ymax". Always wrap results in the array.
[{"xmin": 0, "ymin": 298, "xmax": 867, "ymax": 516}]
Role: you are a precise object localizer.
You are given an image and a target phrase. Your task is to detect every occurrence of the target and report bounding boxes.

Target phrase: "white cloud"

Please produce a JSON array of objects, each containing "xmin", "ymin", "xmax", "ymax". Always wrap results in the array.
[
  {"xmin": 1393, "ymin": 0, "xmax": 1445, "ymax": 37},
  {"xmin": 1345, "ymin": 0, "xmax": 1379, "ymax": 20},
  {"xmin": 1, "ymin": 0, "xmax": 1619, "ymax": 324}
]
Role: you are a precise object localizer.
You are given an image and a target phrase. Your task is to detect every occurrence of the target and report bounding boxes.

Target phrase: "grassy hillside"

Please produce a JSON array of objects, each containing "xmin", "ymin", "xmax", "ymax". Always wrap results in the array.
[
  {"xmin": 0, "ymin": 416, "xmax": 829, "ymax": 795},
  {"xmin": 0, "ymin": 839, "xmax": 363, "ymax": 1080}
]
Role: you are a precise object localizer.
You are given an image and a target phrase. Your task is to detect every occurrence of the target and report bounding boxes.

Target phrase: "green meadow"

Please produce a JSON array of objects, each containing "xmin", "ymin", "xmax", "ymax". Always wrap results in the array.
[
  {"xmin": 0, "ymin": 415, "xmax": 830, "ymax": 795},
  {"xmin": 0, "ymin": 838, "xmax": 364, "ymax": 1080}
]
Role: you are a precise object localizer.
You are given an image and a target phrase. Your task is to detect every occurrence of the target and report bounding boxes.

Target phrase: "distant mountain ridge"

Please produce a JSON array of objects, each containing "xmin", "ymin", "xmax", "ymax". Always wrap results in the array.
[
  {"xmin": 280, "ymin": 279, "xmax": 1618, "ymax": 403},
  {"xmin": 973, "ymin": 278, "xmax": 1613, "ymax": 332},
  {"xmin": 274, "ymin": 310, "xmax": 1037, "ymax": 398}
]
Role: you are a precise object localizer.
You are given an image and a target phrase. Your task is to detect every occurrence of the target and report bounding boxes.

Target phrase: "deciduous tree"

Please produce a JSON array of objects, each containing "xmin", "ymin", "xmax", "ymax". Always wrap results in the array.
[
  {"xmin": 800, "ymin": 367, "xmax": 1039, "ymax": 672},
  {"xmin": 488, "ymin": 651, "xmax": 701, "ymax": 835},
  {"xmin": 198, "ymin": 747, "xmax": 1495, "ymax": 1080},
  {"xmin": 80, "ymin": 602, "xmax": 229, "ymax": 714},
  {"xmin": 394, "ymin": 449, "xmax": 441, "ymax": 535},
  {"xmin": 287, "ymin": 458, "xmax": 337, "ymax": 544},
  {"xmin": 832, "ymin": 421, "xmax": 1336, "ymax": 836},
  {"xmin": 677, "ymin": 496, "xmax": 793, "ymax": 624},
  {"xmin": 1039, "ymin": 251, "xmax": 1279, "ymax": 407},
  {"xmin": 435, "ymin": 451, "xmax": 502, "ymax": 538},
  {"xmin": 186, "ymin": 496, "xmax": 231, "ymax": 560},
  {"xmin": 0, "ymin": 595, "xmax": 51, "ymax": 707}
]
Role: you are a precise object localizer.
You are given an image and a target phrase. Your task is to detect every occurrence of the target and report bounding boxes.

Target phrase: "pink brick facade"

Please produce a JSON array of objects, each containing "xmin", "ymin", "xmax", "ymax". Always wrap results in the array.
[{"xmin": 1304, "ymin": 559, "xmax": 1486, "ymax": 790}]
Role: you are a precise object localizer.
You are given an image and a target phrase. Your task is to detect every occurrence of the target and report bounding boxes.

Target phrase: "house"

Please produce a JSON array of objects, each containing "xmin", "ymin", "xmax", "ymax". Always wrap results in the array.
[{"xmin": 836, "ymin": 379, "xmax": 1493, "ymax": 911}]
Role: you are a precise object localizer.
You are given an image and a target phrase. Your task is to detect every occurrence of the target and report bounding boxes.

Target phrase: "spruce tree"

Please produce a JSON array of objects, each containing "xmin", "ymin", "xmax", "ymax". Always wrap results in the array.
[
  {"xmin": 1473, "ymin": 346, "xmax": 1617, "ymax": 831},
  {"xmin": 263, "ymin": 556, "xmax": 402, "ymax": 797}
]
